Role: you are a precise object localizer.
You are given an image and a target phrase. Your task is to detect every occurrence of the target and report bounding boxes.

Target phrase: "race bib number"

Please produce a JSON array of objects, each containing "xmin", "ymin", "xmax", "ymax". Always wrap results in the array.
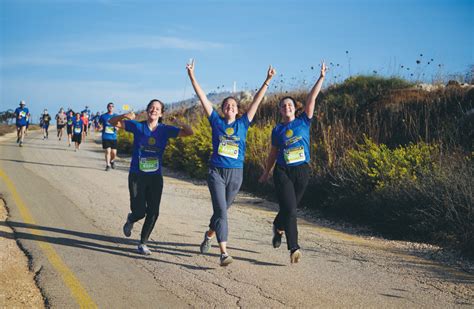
[
  {"xmin": 74, "ymin": 127, "xmax": 82, "ymax": 134},
  {"xmin": 105, "ymin": 126, "xmax": 115, "ymax": 134},
  {"xmin": 20, "ymin": 111, "xmax": 26, "ymax": 117},
  {"xmin": 139, "ymin": 157, "xmax": 159, "ymax": 172},
  {"xmin": 284, "ymin": 146, "xmax": 305, "ymax": 164},
  {"xmin": 218, "ymin": 140, "xmax": 239, "ymax": 159}
]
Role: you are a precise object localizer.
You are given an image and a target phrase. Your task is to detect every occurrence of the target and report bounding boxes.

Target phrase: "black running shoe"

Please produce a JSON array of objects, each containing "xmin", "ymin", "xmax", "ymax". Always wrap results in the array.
[
  {"xmin": 123, "ymin": 213, "xmax": 134, "ymax": 237},
  {"xmin": 105, "ymin": 165, "xmax": 110, "ymax": 171},
  {"xmin": 110, "ymin": 161, "xmax": 115, "ymax": 169}
]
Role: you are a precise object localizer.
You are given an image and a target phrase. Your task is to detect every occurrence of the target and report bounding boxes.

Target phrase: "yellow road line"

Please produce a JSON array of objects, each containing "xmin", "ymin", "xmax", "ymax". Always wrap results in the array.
[{"xmin": 0, "ymin": 168, "xmax": 97, "ymax": 308}]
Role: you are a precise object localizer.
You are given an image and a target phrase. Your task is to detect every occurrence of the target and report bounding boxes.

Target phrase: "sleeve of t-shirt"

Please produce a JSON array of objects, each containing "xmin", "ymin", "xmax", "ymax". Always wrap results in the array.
[
  {"xmin": 165, "ymin": 125, "xmax": 181, "ymax": 139},
  {"xmin": 241, "ymin": 113, "xmax": 251, "ymax": 128},
  {"xmin": 14, "ymin": 108, "xmax": 19, "ymax": 116},
  {"xmin": 208, "ymin": 109, "xmax": 219, "ymax": 127},
  {"xmin": 124, "ymin": 120, "xmax": 137, "ymax": 134},
  {"xmin": 99, "ymin": 115, "xmax": 104, "ymax": 126},
  {"xmin": 299, "ymin": 112, "xmax": 312, "ymax": 126},
  {"xmin": 271, "ymin": 127, "xmax": 278, "ymax": 147}
]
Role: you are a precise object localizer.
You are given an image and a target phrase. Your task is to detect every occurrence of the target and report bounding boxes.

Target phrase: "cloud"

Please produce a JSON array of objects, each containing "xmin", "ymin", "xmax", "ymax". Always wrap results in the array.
[
  {"xmin": 0, "ymin": 56, "xmax": 155, "ymax": 73},
  {"xmin": 60, "ymin": 35, "xmax": 227, "ymax": 53},
  {"xmin": 1, "ymin": 34, "xmax": 227, "ymax": 72}
]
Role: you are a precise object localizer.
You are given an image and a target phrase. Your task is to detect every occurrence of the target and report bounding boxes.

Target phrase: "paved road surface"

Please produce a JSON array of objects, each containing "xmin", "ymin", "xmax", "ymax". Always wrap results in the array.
[{"xmin": 0, "ymin": 131, "xmax": 472, "ymax": 308}]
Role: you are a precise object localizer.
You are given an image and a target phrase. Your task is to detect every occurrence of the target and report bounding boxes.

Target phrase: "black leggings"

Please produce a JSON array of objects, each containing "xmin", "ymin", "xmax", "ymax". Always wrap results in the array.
[
  {"xmin": 128, "ymin": 173, "xmax": 164, "ymax": 244},
  {"xmin": 273, "ymin": 163, "xmax": 310, "ymax": 251}
]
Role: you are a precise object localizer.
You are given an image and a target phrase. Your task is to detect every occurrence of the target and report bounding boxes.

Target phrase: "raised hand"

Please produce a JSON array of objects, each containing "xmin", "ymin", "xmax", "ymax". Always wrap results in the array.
[
  {"xmin": 186, "ymin": 59, "xmax": 195, "ymax": 77},
  {"xmin": 267, "ymin": 65, "xmax": 276, "ymax": 80},
  {"xmin": 320, "ymin": 61, "xmax": 327, "ymax": 78}
]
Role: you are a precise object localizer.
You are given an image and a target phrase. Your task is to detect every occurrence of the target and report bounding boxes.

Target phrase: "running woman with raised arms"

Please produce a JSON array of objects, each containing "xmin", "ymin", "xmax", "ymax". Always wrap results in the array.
[
  {"xmin": 187, "ymin": 60, "xmax": 275, "ymax": 266},
  {"xmin": 259, "ymin": 61, "xmax": 327, "ymax": 264}
]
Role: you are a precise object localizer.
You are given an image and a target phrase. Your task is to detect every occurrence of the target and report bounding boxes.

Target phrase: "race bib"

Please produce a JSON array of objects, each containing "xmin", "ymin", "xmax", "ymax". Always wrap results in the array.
[
  {"xmin": 67, "ymin": 120, "xmax": 73, "ymax": 125},
  {"xmin": 139, "ymin": 157, "xmax": 159, "ymax": 172},
  {"xmin": 20, "ymin": 111, "xmax": 26, "ymax": 117},
  {"xmin": 218, "ymin": 140, "xmax": 239, "ymax": 159},
  {"xmin": 74, "ymin": 127, "xmax": 82, "ymax": 134},
  {"xmin": 105, "ymin": 126, "xmax": 115, "ymax": 134},
  {"xmin": 284, "ymin": 146, "xmax": 305, "ymax": 164}
]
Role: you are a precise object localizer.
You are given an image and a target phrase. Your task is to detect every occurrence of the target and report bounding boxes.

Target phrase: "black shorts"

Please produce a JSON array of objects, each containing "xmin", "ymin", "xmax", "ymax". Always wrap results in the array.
[
  {"xmin": 67, "ymin": 125, "xmax": 73, "ymax": 135},
  {"xmin": 102, "ymin": 140, "xmax": 117, "ymax": 149},
  {"xmin": 57, "ymin": 124, "xmax": 65, "ymax": 130},
  {"xmin": 84, "ymin": 125, "xmax": 88, "ymax": 133},
  {"xmin": 72, "ymin": 134, "xmax": 82, "ymax": 144}
]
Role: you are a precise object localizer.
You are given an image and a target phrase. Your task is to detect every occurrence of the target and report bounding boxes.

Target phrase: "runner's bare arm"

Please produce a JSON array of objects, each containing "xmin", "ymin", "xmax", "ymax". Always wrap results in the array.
[
  {"xmin": 186, "ymin": 60, "xmax": 213, "ymax": 117},
  {"xmin": 109, "ymin": 112, "xmax": 136, "ymax": 129},
  {"xmin": 305, "ymin": 61, "xmax": 327, "ymax": 119},
  {"xmin": 247, "ymin": 65, "xmax": 276, "ymax": 122},
  {"xmin": 259, "ymin": 146, "xmax": 278, "ymax": 183}
]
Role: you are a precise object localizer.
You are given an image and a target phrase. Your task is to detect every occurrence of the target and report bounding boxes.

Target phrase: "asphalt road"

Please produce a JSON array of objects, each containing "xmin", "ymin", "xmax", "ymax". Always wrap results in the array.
[{"xmin": 0, "ymin": 131, "xmax": 472, "ymax": 308}]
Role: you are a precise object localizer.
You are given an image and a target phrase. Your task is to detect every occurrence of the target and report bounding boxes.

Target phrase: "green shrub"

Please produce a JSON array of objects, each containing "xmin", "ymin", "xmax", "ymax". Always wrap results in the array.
[
  {"xmin": 163, "ymin": 114, "xmax": 212, "ymax": 178},
  {"xmin": 344, "ymin": 136, "xmax": 439, "ymax": 191},
  {"xmin": 242, "ymin": 122, "xmax": 274, "ymax": 191},
  {"xmin": 117, "ymin": 129, "xmax": 134, "ymax": 154}
]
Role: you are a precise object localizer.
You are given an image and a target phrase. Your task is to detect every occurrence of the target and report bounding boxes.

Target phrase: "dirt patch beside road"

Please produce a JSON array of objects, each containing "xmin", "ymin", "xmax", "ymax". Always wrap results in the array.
[{"xmin": 0, "ymin": 197, "xmax": 44, "ymax": 308}]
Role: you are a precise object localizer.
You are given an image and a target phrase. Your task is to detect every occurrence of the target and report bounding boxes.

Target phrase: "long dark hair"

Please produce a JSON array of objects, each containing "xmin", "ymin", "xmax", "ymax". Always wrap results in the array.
[{"xmin": 147, "ymin": 99, "xmax": 165, "ymax": 123}]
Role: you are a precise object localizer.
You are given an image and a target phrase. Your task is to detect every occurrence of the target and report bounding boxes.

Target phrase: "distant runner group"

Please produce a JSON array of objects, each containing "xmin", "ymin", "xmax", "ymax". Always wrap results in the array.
[{"xmin": 13, "ymin": 60, "xmax": 326, "ymax": 266}]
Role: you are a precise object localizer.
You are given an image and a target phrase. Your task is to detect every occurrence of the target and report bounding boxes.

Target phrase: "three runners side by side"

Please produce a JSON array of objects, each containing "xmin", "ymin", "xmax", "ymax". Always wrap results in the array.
[
  {"xmin": 11, "ymin": 61, "xmax": 327, "ymax": 266},
  {"xmin": 109, "ymin": 99, "xmax": 193, "ymax": 255}
]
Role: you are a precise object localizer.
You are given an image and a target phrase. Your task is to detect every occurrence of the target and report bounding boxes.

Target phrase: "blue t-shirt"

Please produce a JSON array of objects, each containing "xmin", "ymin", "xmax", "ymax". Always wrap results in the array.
[
  {"xmin": 272, "ymin": 112, "xmax": 312, "ymax": 167},
  {"xmin": 66, "ymin": 115, "xmax": 74, "ymax": 126},
  {"xmin": 72, "ymin": 119, "xmax": 84, "ymax": 135},
  {"xmin": 15, "ymin": 107, "xmax": 29, "ymax": 126},
  {"xmin": 208, "ymin": 110, "xmax": 251, "ymax": 169},
  {"xmin": 124, "ymin": 120, "xmax": 180, "ymax": 175},
  {"xmin": 99, "ymin": 113, "xmax": 117, "ymax": 141}
]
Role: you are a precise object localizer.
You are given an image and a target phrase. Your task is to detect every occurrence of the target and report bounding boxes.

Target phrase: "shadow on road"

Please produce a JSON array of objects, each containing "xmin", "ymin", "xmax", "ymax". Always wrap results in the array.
[{"xmin": 0, "ymin": 221, "xmax": 285, "ymax": 269}]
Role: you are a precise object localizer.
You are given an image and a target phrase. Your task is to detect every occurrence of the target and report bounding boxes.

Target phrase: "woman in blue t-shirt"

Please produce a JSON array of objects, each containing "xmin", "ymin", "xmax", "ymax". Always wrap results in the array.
[
  {"xmin": 259, "ymin": 62, "xmax": 327, "ymax": 264},
  {"xmin": 187, "ymin": 60, "xmax": 276, "ymax": 266},
  {"xmin": 109, "ymin": 99, "xmax": 193, "ymax": 255}
]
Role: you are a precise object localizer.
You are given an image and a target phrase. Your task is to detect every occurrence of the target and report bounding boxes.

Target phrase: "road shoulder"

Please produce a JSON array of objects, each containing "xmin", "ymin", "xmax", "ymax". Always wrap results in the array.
[{"xmin": 0, "ymin": 197, "xmax": 45, "ymax": 308}]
